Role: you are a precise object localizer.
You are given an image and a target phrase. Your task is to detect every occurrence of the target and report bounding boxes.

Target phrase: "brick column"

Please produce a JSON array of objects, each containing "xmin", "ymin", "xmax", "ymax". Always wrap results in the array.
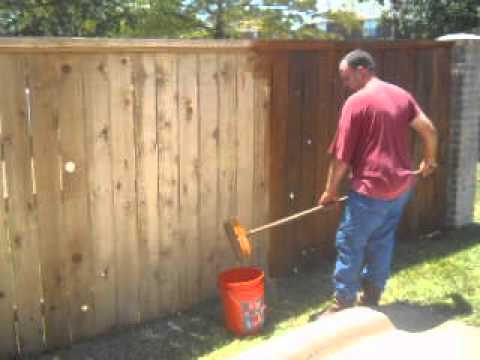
[{"xmin": 440, "ymin": 38, "xmax": 480, "ymax": 226}]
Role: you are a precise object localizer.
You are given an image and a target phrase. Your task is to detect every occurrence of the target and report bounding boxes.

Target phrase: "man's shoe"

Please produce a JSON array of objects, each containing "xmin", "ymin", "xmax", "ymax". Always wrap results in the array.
[
  {"xmin": 358, "ymin": 279, "xmax": 382, "ymax": 307},
  {"xmin": 309, "ymin": 298, "xmax": 352, "ymax": 322}
]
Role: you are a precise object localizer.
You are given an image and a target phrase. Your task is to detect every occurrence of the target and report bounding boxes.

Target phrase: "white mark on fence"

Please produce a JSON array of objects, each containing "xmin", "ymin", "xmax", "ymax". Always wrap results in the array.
[
  {"xmin": 64, "ymin": 161, "xmax": 76, "ymax": 173},
  {"xmin": 12, "ymin": 304, "xmax": 21, "ymax": 354},
  {"xmin": 2, "ymin": 160, "xmax": 7, "ymax": 200},
  {"xmin": 58, "ymin": 155, "xmax": 63, "ymax": 192},
  {"xmin": 25, "ymin": 87, "xmax": 37, "ymax": 196},
  {"xmin": 30, "ymin": 158, "xmax": 36, "ymax": 195},
  {"xmin": 0, "ymin": 91, "xmax": 6, "ymax": 200},
  {"xmin": 25, "ymin": 88, "xmax": 32, "ymax": 137}
]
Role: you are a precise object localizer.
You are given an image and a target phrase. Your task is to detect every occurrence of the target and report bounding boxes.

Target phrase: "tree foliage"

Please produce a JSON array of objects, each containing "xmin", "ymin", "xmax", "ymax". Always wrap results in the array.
[
  {"xmin": 128, "ymin": 0, "xmax": 206, "ymax": 38},
  {"xmin": 134, "ymin": 0, "xmax": 328, "ymax": 39},
  {"xmin": 323, "ymin": 9, "xmax": 363, "ymax": 39},
  {"xmin": 380, "ymin": 0, "xmax": 479, "ymax": 39},
  {"xmin": 1, "ymin": 0, "xmax": 428, "ymax": 40},
  {"xmin": 0, "ymin": 0, "xmax": 136, "ymax": 36}
]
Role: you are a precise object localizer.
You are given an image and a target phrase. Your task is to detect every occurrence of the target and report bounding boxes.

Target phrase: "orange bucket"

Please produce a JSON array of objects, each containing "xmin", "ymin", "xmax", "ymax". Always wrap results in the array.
[{"xmin": 218, "ymin": 267, "xmax": 266, "ymax": 336}]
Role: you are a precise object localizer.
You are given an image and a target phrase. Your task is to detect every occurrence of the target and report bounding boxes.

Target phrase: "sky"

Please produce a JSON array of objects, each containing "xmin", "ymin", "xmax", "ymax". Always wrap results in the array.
[{"xmin": 317, "ymin": 0, "xmax": 391, "ymax": 19}]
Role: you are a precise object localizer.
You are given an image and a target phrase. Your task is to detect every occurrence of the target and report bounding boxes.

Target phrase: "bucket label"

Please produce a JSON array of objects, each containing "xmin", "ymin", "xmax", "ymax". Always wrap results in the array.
[{"xmin": 241, "ymin": 297, "xmax": 265, "ymax": 332}]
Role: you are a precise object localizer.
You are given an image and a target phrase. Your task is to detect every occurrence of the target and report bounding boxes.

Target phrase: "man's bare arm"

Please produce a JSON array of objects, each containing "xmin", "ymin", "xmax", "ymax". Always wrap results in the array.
[
  {"xmin": 319, "ymin": 158, "xmax": 350, "ymax": 205},
  {"xmin": 410, "ymin": 112, "xmax": 438, "ymax": 177}
]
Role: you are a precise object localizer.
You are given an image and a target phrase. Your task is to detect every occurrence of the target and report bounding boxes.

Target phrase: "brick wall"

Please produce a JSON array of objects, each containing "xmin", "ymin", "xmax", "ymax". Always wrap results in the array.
[{"xmin": 444, "ymin": 39, "xmax": 480, "ymax": 226}]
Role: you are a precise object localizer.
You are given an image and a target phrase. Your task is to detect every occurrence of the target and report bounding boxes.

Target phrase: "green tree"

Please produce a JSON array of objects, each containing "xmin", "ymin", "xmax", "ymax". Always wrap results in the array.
[
  {"xmin": 129, "ymin": 0, "xmax": 206, "ymax": 38},
  {"xmin": 134, "ymin": 0, "xmax": 327, "ymax": 39},
  {"xmin": 0, "ymin": 0, "xmax": 136, "ymax": 36},
  {"xmin": 363, "ymin": 0, "xmax": 480, "ymax": 39},
  {"xmin": 323, "ymin": 9, "xmax": 363, "ymax": 39}
]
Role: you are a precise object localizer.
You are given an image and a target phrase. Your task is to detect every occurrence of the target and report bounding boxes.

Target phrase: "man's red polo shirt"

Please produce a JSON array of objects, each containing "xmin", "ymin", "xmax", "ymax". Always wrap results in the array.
[{"xmin": 329, "ymin": 78, "xmax": 421, "ymax": 200}]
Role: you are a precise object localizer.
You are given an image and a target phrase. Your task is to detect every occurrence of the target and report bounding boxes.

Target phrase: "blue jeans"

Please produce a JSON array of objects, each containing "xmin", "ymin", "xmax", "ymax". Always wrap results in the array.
[{"xmin": 333, "ymin": 189, "xmax": 413, "ymax": 305}]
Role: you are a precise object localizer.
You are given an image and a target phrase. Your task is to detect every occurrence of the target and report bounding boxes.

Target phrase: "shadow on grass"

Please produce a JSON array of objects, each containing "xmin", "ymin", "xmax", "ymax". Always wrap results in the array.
[
  {"xmin": 393, "ymin": 224, "xmax": 480, "ymax": 273},
  {"xmin": 34, "ymin": 225, "xmax": 480, "ymax": 360},
  {"xmin": 377, "ymin": 293, "xmax": 473, "ymax": 332}
]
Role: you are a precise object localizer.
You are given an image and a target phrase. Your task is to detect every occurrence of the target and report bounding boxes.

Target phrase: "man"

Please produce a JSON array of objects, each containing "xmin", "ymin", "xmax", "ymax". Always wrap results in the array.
[{"xmin": 317, "ymin": 49, "xmax": 438, "ymax": 315}]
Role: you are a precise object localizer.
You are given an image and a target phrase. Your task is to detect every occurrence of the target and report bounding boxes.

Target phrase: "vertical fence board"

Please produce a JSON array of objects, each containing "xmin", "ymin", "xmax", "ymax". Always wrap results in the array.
[
  {"xmin": 198, "ymin": 53, "xmax": 220, "ymax": 297},
  {"xmin": 83, "ymin": 55, "xmax": 117, "ymax": 335},
  {"xmin": 284, "ymin": 53, "xmax": 305, "ymax": 272},
  {"xmin": 236, "ymin": 54, "xmax": 255, "ymax": 266},
  {"xmin": 370, "ymin": 49, "xmax": 385, "ymax": 78},
  {"xmin": 156, "ymin": 54, "xmax": 180, "ymax": 312},
  {"xmin": 382, "ymin": 50, "xmax": 397, "ymax": 84},
  {"xmin": 414, "ymin": 49, "xmax": 434, "ymax": 235},
  {"xmin": 395, "ymin": 49, "xmax": 416, "ymax": 94},
  {"xmin": 178, "ymin": 54, "xmax": 200, "ymax": 306},
  {"xmin": 268, "ymin": 53, "xmax": 289, "ymax": 277},
  {"xmin": 313, "ymin": 50, "xmax": 338, "ymax": 256},
  {"xmin": 217, "ymin": 54, "xmax": 238, "ymax": 272},
  {"xmin": 431, "ymin": 48, "xmax": 449, "ymax": 230},
  {"xmin": 0, "ymin": 200, "xmax": 16, "ymax": 357},
  {"xmin": 56, "ymin": 55, "xmax": 95, "ymax": 342},
  {"xmin": 297, "ymin": 53, "xmax": 320, "ymax": 255},
  {"xmin": 133, "ymin": 54, "xmax": 161, "ymax": 321},
  {"xmin": 109, "ymin": 54, "xmax": 140, "ymax": 326},
  {"xmin": 383, "ymin": 49, "xmax": 416, "ymax": 91},
  {"xmin": 0, "ymin": 55, "xmax": 24, "ymax": 357},
  {"xmin": 252, "ymin": 59, "xmax": 272, "ymax": 271},
  {"xmin": 29, "ymin": 54, "xmax": 71, "ymax": 349}
]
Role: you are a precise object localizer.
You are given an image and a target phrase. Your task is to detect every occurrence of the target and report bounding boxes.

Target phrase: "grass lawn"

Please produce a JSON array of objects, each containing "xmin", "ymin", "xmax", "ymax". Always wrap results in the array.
[
  {"xmin": 197, "ymin": 166, "xmax": 480, "ymax": 359},
  {"xmin": 198, "ymin": 228, "xmax": 480, "ymax": 359}
]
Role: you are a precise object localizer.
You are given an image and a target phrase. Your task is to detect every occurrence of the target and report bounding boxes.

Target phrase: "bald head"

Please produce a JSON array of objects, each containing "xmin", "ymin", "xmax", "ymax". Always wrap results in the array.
[
  {"xmin": 338, "ymin": 49, "xmax": 376, "ymax": 92},
  {"xmin": 342, "ymin": 49, "xmax": 376, "ymax": 72}
]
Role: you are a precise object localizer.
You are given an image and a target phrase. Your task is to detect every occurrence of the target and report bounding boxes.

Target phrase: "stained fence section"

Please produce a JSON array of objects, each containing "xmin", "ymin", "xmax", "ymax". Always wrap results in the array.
[{"xmin": 267, "ymin": 43, "xmax": 452, "ymax": 276}]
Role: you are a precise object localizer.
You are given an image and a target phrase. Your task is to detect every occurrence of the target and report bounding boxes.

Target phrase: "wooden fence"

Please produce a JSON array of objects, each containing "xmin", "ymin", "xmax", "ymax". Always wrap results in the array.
[{"xmin": 0, "ymin": 38, "xmax": 452, "ymax": 357}]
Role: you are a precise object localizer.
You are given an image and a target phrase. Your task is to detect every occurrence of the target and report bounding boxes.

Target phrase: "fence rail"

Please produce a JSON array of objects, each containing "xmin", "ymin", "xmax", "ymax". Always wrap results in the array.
[{"xmin": 0, "ymin": 38, "xmax": 452, "ymax": 356}]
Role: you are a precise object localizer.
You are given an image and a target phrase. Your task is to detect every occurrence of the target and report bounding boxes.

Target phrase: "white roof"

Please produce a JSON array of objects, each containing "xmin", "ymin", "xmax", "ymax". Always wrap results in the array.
[{"xmin": 436, "ymin": 33, "xmax": 480, "ymax": 41}]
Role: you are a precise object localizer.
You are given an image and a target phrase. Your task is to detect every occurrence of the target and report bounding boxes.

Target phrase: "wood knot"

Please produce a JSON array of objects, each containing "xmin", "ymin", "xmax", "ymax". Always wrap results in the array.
[
  {"xmin": 212, "ymin": 128, "xmax": 219, "ymax": 141},
  {"xmin": 157, "ymin": 75, "xmax": 166, "ymax": 87},
  {"xmin": 72, "ymin": 253, "xmax": 83, "ymax": 264},
  {"xmin": 2, "ymin": 135, "xmax": 12, "ymax": 145},
  {"xmin": 55, "ymin": 273, "xmax": 63, "ymax": 286},
  {"xmin": 14, "ymin": 235, "xmax": 21, "ymax": 248},
  {"xmin": 99, "ymin": 126, "xmax": 109, "ymax": 141},
  {"xmin": 97, "ymin": 62, "xmax": 106, "ymax": 73},
  {"xmin": 61, "ymin": 64, "xmax": 72, "ymax": 74}
]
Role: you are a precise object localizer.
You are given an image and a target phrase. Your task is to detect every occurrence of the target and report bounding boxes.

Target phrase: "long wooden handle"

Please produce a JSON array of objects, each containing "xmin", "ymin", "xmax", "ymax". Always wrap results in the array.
[{"xmin": 247, "ymin": 196, "xmax": 348, "ymax": 236}]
